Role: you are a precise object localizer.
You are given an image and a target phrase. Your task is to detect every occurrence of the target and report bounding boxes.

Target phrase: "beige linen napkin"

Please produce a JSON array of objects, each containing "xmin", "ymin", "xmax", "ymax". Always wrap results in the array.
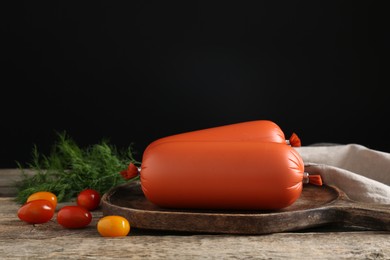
[{"xmin": 295, "ymin": 144, "xmax": 390, "ymax": 204}]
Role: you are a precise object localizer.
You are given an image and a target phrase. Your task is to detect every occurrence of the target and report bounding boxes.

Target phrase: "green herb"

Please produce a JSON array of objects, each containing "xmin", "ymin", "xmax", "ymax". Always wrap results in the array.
[{"xmin": 15, "ymin": 132, "xmax": 141, "ymax": 204}]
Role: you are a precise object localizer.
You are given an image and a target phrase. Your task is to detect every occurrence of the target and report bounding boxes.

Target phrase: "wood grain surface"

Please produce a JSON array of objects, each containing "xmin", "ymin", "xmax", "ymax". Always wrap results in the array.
[
  {"xmin": 1, "ymin": 169, "xmax": 390, "ymax": 259},
  {"xmin": 101, "ymin": 181, "xmax": 390, "ymax": 234}
]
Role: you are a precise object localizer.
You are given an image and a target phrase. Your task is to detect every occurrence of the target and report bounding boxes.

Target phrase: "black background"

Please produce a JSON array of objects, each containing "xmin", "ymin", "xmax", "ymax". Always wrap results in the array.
[{"xmin": 1, "ymin": 1, "xmax": 388, "ymax": 168}]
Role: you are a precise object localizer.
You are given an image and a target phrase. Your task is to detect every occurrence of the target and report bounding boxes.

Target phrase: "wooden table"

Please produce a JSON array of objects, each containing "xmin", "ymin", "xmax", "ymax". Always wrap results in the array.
[{"xmin": 1, "ymin": 169, "xmax": 389, "ymax": 259}]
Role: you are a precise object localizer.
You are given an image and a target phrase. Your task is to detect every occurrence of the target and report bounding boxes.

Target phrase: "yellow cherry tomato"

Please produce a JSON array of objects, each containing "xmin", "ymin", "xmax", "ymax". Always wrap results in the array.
[
  {"xmin": 97, "ymin": 215, "xmax": 130, "ymax": 237},
  {"xmin": 27, "ymin": 191, "xmax": 58, "ymax": 209}
]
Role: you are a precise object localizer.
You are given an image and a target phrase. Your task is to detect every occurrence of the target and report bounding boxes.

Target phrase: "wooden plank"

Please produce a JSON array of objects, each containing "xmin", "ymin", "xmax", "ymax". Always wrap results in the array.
[
  {"xmin": 0, "ymin": 168, "xmax": 35, "ymax": 197},
  {"xmin": 1, "ymin": 198, "xmax": 389, "ymax": 259},
  {"xmin": 101, "ymin": 181, "xmax": 390, "ymax": 234},
  {"xmin": 1, "ymin": 167, "xmax": 389, "ymax": 259}
]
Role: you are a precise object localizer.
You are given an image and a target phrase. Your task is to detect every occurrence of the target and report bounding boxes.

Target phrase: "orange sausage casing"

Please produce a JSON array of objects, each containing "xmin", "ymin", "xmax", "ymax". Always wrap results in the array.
[
  {"xmin": 146, "ymin": 120, "xmax": 287, "ymax": 149},
  {"xmin": 140, "ymin": 141, "xmax": 304, "ymax": 210}
]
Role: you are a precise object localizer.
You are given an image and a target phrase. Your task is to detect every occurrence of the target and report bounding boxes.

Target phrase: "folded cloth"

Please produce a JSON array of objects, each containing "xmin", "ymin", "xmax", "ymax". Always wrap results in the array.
[{"xmin": 295, "ymin": 144, "xmax": 390, "ymax": 204}]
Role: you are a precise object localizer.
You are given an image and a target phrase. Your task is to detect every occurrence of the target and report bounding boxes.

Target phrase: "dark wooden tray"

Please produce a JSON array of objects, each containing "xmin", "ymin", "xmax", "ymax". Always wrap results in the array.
[{"xmin": 101, "ymin": 181, "xmax": 390, "ymax": 234}]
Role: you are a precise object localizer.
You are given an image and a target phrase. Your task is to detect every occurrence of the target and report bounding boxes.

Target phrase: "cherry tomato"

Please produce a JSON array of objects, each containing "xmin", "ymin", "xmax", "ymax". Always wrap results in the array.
[
  {"xmin": 77, "ymin": 189, "xmax": 101, "ymax": 211},
  {"xmin": 97, "ymin": 215, "xmax": 130, "ymax": 237},
  {"xmin": 57, "ymin": 206, "xmax": 92, "ymax": 229},
  {"xmin": 17, "ymin": 199, "xmax": 55, "ymax": 224},
  {"xmin": 27, "ymin": 191, "xmax": 58, "ymax": 209},
  {"xmin": 120, "ymin": 163, "xmax": 139, "ymax": 180}
]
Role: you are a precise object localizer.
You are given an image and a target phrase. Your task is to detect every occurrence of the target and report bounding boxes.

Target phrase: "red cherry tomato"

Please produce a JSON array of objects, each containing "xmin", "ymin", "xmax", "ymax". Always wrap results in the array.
[
  {"xmin": 27, "ymin": 191, "xmax": 58, "ymax": 209},
  {"xmin": 77, "ymin": 189, "xmax": 101, "ymax": 211},
  {"xmin": 57, "ymin": 206, "xmax": 92, "ymax": 229},
  {"xmin": 17, "ymin": 199, "xmax": 55, "ymax": 224}
]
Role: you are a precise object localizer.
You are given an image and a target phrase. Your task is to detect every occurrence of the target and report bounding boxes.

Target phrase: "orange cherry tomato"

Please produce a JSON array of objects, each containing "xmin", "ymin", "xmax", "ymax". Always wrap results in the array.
[
  {"xmin": 17, "ymin": 199, "xmax": 55, "ymax": 224},
  {"xmin": 57, "ymin": 206, "xmax": 92, "ymax": 229},
  {"xmin": 27, "ymin": 191, "xmax": 58, "ymax": 209},
  {"xmin": 97, "ymin": 215, "xmax": 130, "ymax": 237},
  {"xmin": 77, "ymin": 189, "xmax": 101, "ymax": 211}
]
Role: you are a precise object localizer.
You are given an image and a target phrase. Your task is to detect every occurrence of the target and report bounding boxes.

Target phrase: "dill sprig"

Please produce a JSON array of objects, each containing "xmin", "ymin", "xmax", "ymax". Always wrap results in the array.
[{"xmin": 15, "ymin": 132, "xmax": 140, "ymax": 204}]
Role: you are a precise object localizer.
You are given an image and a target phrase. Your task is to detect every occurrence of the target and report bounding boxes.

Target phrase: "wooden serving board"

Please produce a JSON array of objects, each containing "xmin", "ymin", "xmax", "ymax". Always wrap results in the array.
[{"xmin": 101, "ymin": 181, "xmax": 390, "ymax": 234}]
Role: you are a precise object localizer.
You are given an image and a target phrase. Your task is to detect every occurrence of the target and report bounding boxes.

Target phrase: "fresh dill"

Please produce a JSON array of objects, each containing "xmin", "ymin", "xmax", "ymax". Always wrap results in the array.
[{"xmin": 14, "ymin": 132, "xmax": 140, "ymax": 204}]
